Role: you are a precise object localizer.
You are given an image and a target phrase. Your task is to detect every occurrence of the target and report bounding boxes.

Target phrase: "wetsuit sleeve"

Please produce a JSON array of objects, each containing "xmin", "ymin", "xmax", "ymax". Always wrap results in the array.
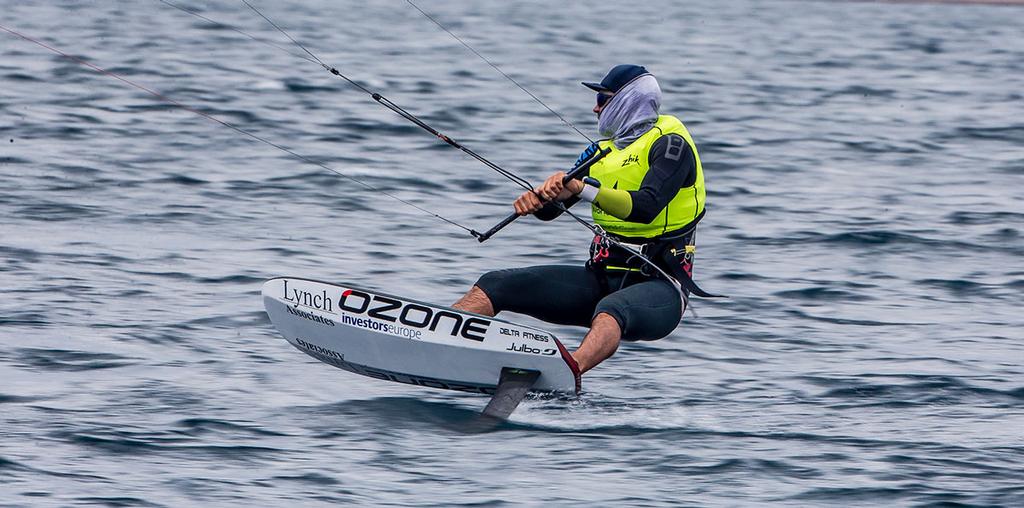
[
  {"xmin": 592, "ymin": 134, "xmax": 696, "ymax": 222},
  {"xmin": 534, "ymin": 143, "xmax": 599, "ymax": 221}
]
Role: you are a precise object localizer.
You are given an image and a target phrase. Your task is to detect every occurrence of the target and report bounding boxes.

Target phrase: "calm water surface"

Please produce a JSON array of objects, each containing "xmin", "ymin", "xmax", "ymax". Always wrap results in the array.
[{"xmin": 1, "ymin": 1, "xmax": 1022, "ymax": 506}]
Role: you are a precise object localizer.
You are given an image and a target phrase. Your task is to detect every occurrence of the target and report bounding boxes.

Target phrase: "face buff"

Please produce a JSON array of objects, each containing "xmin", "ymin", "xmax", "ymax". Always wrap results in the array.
[{"xmin": 597, "ymin": 74, "xmax": 662, "ymax": 149}]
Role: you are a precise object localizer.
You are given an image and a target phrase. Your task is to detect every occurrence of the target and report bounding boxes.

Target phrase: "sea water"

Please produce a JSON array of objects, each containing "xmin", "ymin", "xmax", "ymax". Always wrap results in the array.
[{"xmin": 1, "ymin": 1, "xmax": 1022, "ymax": 506}]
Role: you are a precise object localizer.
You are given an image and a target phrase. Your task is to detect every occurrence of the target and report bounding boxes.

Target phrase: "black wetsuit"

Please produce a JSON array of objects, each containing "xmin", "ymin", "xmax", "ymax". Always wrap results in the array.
[{"xmin": 475, "ymin": 133, "xmax": 698, "ymax": 341}]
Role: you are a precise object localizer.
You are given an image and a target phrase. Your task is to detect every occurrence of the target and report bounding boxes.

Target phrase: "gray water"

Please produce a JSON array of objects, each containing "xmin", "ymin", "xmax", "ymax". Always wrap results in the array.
[{"xmin": 2, "ymin": 1, "xmax": 1023, "ymax": 506}]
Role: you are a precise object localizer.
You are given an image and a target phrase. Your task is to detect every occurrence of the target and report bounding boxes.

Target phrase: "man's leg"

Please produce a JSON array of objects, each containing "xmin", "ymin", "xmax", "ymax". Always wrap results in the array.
[
  {"xmin": 451, "ymin": 266, "xmax": 603, "ymax": 327},
  {"xmin": 453, "ymin": 276, "xmax": 618, "ymax": 374},
  {"xmin": 572, "ymin": 312, "xmax": 621, "ymax": 374},
  {"xmin": 452, "ymin": 286, "xmax": 495, "ymax": 316},
  {"xmin": 578, "ymin": 278, "xmax": 683, "ymax": 372}
]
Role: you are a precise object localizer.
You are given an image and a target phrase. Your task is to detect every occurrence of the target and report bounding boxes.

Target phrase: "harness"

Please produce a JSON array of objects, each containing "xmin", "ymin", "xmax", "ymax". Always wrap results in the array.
[{"xmin": 587, "ymin": 210, "xmax": 723, "ymax": 299}]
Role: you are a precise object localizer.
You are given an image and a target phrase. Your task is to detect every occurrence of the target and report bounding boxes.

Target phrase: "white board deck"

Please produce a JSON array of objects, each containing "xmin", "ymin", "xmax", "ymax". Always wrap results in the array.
[{"xmin": 262, "ymin": 277, "xmax": 581, "ymax": 394}]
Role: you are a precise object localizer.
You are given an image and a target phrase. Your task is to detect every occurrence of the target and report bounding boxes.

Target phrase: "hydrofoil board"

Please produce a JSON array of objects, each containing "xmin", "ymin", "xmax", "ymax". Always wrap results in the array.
[{"xmin": 262, "ymin": 278, "xmax": 581, "ymax": 400}]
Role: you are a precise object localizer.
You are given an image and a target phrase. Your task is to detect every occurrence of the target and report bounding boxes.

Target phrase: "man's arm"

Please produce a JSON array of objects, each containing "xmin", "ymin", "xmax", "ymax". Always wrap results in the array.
[
  {"xmin": 589, "ymin": 134, "xmax": 695, "ymax": 222},
  {"xmin": 533, "ymin": 142, "xmax": 600, "ymax": 221},
  {"xmin": 534, "ymin": 195, "xmax": 581, "ymax": 221}
]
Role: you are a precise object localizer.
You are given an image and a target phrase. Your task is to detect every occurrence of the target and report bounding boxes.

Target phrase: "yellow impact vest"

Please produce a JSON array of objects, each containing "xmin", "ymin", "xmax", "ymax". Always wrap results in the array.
[{"xmin": 589, "ymin": 115, "xmax": 705, "ymax": 238}]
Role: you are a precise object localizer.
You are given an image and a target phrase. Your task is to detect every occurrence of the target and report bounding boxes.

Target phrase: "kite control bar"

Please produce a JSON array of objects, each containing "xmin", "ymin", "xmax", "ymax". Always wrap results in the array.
[{"xmin": 473, "ymin": 146, "xmax": 611, "ymax": 243}]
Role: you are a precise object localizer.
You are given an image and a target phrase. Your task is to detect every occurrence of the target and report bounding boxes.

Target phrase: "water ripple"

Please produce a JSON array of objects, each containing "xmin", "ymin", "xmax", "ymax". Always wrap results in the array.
[{"xmin": 2, "ymin": 0, "xmax": 1022, "ymax": 506}]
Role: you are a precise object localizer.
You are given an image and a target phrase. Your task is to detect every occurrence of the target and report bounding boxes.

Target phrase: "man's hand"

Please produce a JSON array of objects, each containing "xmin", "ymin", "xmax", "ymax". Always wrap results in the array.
[{"xmin": 513, "ymin": 172, "xmax": 585, "ymax": 215}]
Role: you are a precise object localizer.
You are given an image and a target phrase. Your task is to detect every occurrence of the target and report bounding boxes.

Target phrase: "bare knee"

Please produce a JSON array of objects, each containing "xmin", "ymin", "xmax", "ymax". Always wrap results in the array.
[{"xmin": 452, "ymin": 285, "xmax": 495, "ymax": 316}]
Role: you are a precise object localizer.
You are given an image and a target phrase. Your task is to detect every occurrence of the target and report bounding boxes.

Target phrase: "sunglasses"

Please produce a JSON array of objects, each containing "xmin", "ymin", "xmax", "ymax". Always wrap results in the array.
[{"xmin": 596, "ymin": 91, "xmax": 615, "ymax": 108}]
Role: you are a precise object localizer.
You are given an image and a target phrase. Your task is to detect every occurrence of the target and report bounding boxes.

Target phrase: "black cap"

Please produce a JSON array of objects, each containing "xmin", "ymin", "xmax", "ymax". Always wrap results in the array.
[{"xmin": 582, "ymin": 64, "xmax": 650, "ymax": 93}]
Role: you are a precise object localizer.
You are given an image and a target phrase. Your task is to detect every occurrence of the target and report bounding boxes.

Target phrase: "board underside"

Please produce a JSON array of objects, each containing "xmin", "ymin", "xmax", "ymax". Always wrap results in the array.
[{"xmin": 262, "ymin": 278, "xmax": 580, "ymax": 394}]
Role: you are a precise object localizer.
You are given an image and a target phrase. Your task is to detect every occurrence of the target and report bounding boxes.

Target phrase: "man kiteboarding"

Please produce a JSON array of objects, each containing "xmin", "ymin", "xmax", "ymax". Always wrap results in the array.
[{"xmin": 453, "ymin": 64, "xmax": 713, "ymax": 379}]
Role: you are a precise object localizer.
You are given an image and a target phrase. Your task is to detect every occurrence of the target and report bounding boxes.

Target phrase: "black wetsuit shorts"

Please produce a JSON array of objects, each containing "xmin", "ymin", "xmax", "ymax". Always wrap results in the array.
[{"xmin": 475, "ymin": 265, "xmax": 682, "ymax": 341}]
